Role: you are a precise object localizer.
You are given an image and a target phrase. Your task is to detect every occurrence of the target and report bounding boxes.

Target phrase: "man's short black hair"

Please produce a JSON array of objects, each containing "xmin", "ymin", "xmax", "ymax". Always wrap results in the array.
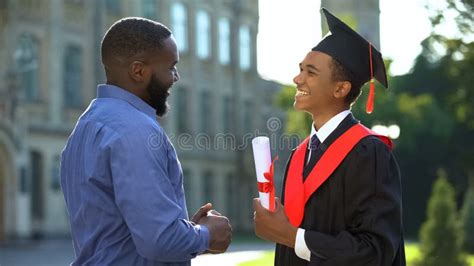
[
  {"xmin": 101, "ymin": 17, "xmax": 172, "ymax": 63},
  {"xmin": 330, "ymin": 57, "xmax": 364, "ymax": 104}
]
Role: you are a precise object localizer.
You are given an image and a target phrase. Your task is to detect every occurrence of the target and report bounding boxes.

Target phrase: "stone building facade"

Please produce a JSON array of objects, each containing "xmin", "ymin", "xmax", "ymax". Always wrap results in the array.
[{"xmin": 0, "ymin": 0, "xmax": 284, "ymax": 242}]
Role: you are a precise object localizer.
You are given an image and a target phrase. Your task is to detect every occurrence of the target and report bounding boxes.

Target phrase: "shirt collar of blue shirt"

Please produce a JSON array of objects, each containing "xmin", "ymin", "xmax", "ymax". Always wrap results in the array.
[{"xmin": 97, "ymin": 84, "xmax": 157, "ymax": 120}]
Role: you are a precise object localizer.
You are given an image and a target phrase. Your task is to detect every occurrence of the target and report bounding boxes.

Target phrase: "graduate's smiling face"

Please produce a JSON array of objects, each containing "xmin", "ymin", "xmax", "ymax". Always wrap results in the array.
[{"xmin": 293, "ymin": 51, "xmax": 338, "ymax": 114}]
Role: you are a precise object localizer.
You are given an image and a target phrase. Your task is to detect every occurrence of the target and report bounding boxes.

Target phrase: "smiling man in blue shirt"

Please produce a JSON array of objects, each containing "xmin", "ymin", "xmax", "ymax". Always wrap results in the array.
[{"xmin": 60, "ymin": 18, "xmax": 232, "ymax": 265}]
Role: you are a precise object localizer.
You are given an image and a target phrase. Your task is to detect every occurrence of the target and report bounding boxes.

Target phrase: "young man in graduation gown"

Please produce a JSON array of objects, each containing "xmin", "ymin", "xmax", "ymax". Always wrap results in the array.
[{"xmin": 253, "ymin": 8, "xmax": 406, "ymax": 266}]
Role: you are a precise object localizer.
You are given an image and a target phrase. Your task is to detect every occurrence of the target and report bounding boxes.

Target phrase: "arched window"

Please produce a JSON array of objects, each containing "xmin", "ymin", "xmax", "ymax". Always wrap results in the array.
[
  {"xmin": 105, "ymin": 0, "xmax": 121, "ymax": 14},
  {"xmin": 200, "ymin": 90, "xmax": 212, "ymax": 133},
  {"xmin": 239, "ymin": 25, "xmax": 251, "ymax": 70},
  {"xmin": 218, "ymin": 18, "xmax": 230, "ymax": 65},
  {"xmin": 175, "ymin": 87, "xmax": 190, "ymax": 133},
  {"xmin": 202, "ymin": 170, "xmax": 215, "ymax": 204},
  {"xmin": 222, "ymin": 95, "xmax": 232, "ymax": 133},
  {"xmin": 141, "ymin": 0, "xmax": 157, "ymax": 19},
  {"xmin": 171, "ymin": 2, "xmax": 188, "ymax": 52},
  {"xmin": 14, "ymin": 34, "xmax": 39, "ymax": 101},
  {"xmin": 63, "ymin": 45, "xmax": 83, "ymax": 108},
  {"xmin": 196, "ymin": 10, "xmax": 211, "ymax": 59}
]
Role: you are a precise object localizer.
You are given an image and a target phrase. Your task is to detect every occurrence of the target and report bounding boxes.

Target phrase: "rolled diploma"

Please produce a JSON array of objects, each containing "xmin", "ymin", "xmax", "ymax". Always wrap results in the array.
[{"xmin": 252, "ymin": 136, "xmax": 272, "ymax": 210}]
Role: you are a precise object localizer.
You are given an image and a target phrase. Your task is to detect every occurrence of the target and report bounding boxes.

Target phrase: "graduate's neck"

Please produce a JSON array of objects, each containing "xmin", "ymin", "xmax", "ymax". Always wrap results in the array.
[{"xmin": 310, "ymin": 105, "xmax": 349, "ymax": 131}]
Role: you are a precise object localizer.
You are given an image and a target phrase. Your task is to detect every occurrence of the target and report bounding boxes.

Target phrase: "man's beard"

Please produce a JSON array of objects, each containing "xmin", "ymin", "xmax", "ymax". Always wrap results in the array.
[{"xmin": 146, "ymin": 74, "xmax": 171, "ymax": 117}]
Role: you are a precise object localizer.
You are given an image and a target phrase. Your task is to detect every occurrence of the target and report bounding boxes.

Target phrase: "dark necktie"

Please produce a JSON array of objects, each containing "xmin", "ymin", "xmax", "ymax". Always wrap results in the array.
[
  {"xmin": 303, "ymin": 134, "xmax": 321, "ymax": 177},
  {"xmin": 309, "ymin": 134, "xmax": 321, "ymax": 151}
]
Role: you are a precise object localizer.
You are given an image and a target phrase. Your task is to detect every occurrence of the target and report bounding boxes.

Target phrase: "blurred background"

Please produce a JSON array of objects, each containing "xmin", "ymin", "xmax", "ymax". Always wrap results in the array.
[{"xmin": 0, "ymin": 0, "xmax": 473, "ymax": 265}]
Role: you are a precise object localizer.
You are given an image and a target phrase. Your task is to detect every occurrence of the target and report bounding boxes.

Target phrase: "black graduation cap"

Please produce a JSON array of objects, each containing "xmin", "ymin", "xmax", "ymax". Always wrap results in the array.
[{"xmin": 312, "ymin": 8, "xmax": 388, "ymax": 114}]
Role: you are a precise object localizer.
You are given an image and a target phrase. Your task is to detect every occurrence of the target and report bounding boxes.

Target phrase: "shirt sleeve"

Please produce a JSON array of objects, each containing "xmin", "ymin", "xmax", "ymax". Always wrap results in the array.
[
  {"xmin": 304, "ymin": 137, "xmax": 403, "ymax": 265},
  {"xmin": 294, "ymin": 228, "xmax": 311, "ymax": 261},
  {"xmin": 108, "ymin": 127, "xmax": 209, "ymax": 262}
]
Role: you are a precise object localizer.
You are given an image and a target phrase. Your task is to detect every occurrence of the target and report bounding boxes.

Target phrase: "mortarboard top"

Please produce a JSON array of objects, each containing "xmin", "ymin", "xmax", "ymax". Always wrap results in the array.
[{"xmin": 312, "ymin": 8, "xmax": 388, "ymax": 113}]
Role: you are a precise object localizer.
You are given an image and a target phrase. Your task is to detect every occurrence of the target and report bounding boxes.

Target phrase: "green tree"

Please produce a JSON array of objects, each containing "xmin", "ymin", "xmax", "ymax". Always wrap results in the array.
[
  {"xmin": 390, "ymin": 0, "xmax": 474, "ymax": 236},
  {"xmin": 424, "ymin": 0, "xmax": 474, "ymax": 172},
  {"xmin": 274, "ymin": 84, "xmax": 312, "ymax": 138},
  {"xmin": 417, "ymin": 169, "xmax": 467, "ymax": 266},
  {"xmin": 461, "ymin": 177, "xmax": 474, "ymax": 253}
]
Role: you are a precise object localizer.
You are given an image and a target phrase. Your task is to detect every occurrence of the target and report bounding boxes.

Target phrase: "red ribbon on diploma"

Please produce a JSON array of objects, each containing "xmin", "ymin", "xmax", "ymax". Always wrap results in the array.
[{"xmin": 257, "ymin": 156, "xmax": 278, "ymax": 212}]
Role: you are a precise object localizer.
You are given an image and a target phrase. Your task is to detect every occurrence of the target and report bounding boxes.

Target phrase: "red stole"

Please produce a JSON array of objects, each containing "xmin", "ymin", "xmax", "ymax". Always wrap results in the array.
[{"xmin": 284, "ymin": 123, "xmax": 393, "ymax": 227}]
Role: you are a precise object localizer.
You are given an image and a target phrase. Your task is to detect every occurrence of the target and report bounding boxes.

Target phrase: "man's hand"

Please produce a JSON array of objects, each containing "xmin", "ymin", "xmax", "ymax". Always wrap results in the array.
[
  {"xmin": 253, "ymin": 197, "xmax": 297, "ymax": 248},
  {"xmin": 191, "ymin": 203, "xmax": 213, "ymax": 224},
  {"xmin": 198, "ymin": 210, "xmax": 232, "ymax": 254}
]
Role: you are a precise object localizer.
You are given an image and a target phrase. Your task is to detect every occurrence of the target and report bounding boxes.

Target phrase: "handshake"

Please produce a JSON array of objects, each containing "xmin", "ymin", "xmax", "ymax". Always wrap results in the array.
[{"xmin": 190, "ymin": 203, "xmax": 233, "ymax": 254}]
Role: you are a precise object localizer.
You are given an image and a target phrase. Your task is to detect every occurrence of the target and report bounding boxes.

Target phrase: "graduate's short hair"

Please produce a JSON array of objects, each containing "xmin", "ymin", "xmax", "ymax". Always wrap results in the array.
[
  {"xmin": 330, "ymin": 57, "xmax": 363, "ymax": 104},
  {"xmin": 101, "ymin": 17, "xmax": 172, "ymax": 62}
]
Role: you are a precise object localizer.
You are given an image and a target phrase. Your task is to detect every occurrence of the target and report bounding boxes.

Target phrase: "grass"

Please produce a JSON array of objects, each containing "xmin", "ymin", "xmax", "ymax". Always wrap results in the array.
[
  {"xmin": 237, "ymin": 244, "xmax": 474, "ymax": 266},
  {"xmin": 405, "ymin": 243, "xmax": 422, "ymax": 263},
  {"xmin": 238, "ymin": 251, "xmax": 274, "ymax": 266}
]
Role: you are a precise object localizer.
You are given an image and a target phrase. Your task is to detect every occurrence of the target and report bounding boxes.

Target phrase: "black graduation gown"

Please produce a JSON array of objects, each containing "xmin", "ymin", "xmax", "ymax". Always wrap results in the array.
[{"xmin": 275, "ymin": 114, "xmax": 406, "ymax": 266}]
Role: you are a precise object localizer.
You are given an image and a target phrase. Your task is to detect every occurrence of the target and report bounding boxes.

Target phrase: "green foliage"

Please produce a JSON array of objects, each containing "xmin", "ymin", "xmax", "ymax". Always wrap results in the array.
[
  {"xmin": 427, "ymin": 0, "xmax": 473, "ymax": 36},
  {"xmin": 274, "ymin": 84, "xmax": 312, "ymax": 138},
  {"xmin": 274, "ymin": 84, "xmax": 297, "ymax": 109},
  {"xmin": 389, "ymin": 1, "xmax": 474, "ymax": 234},
  {"xmin": 423, "ymin": 0, "xmax": 474, "ymax": 129},
  {"xmin": 417, "ymin": 169, "xmax": 467, "ymax": 266},
  {"xmin": 461, "ymin": 178, "xmax": 474, "ymax": 253}
]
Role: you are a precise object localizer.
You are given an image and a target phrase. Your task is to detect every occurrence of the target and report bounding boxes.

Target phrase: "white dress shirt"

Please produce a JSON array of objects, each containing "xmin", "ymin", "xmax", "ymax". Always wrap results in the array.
[{"xmin": 294, "ymin": 110, "xmax": 351, "ymax": 261}]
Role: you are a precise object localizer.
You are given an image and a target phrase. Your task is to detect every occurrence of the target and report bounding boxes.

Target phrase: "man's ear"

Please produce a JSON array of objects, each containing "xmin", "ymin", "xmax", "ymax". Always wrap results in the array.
[
  {"xmin": 128, "ymin": 61, "xmax": 149, "ymax": 83},
  {"xmin": 334, "ymin": 81, "xmax": 352, "ymax": 99}
]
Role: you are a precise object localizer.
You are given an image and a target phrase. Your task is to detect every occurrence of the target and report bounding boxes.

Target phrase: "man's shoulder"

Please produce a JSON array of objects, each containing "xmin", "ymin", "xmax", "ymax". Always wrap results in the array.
[
  {"xmin": 70, "ymin": 99, "xmax": 165, "ymax": 151},
  {"xmin": 89, "ymin": 98, "xmax": 162, "ymax": 134}
]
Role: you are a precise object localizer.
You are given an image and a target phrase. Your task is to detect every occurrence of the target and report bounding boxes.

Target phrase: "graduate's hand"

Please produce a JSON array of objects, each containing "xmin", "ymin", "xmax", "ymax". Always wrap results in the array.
[
  {"xmin": 191, "ymin": 203, "xmax": 213, "ymax": 224},
  {"xmin": 253, "ymin": 197, "xmax": 297, "ymax": 248},
  {"xmin": 199, "ymin": 211, "xmax": 233, "ymax": 254}
]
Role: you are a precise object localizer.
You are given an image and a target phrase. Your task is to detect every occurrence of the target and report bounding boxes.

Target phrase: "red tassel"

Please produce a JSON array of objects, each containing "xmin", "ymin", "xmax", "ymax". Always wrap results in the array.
[
  {"xmin": 366, "ymin": 79, "xmax": 375, "ymax": 114},
  {"xmin": 366, "ymin": 43, "xmax": 375, "ymax": 114}
]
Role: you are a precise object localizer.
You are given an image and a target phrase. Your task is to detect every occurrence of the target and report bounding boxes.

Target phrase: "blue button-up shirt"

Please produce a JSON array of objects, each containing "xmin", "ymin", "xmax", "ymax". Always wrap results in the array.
[{"xmin": 60, "ymin": 84, "xmax": 209, "ymax": 265}]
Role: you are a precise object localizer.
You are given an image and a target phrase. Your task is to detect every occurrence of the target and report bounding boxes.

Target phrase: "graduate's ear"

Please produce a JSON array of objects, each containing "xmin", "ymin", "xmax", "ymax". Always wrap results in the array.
[
  {"xmin": 128, "ymin": 61, "xmax": 150, "ymax": 83},
  {"xmin": 334, "ymin": 81, "xmax": 351, "ymax": 100}
]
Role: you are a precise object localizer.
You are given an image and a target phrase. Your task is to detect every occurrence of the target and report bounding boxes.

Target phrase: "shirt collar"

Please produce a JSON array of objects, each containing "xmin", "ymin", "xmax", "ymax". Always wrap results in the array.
[
  {"xmin": 309, "ymin": 110, "xmax": 351, "ymax": 148},
  {"xmin": 97, "ymin": 84, "xmax": 157, "ymax": 120}
]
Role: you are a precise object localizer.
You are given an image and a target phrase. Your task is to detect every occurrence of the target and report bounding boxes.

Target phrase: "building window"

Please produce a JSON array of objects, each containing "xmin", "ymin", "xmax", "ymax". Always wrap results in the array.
[
  {"xmin": 20, "ymin": 167, "xmax": 29, "ymax": 193},
  {"xmin": 105, "ymin": 0, "xmax": 121, "ymax": 14},
  {"xmin": 182, "ymin": 167, "xmax": 194, "ymax": 209},
  {"xmin": 226, "ymin": 173, "xmax": 236, "ymax": 221},
  {"xmin": 51, "ymin": 155, "xmax": 61, "ymax": 191},
  {"xmin": 243, "ymin": 100, "xmax": 253, "ymax": 133},
  {"xmin": 200, "ymin": 90, "xmax": 211, "ymax": 133},
  {"xmin": 218, "ymin": 18, "xmax": 230, "ymax": 65},
  {"xmin": 222, "ymin": 95, "xmax": 232, "ymax": 133},
  {"xmin": 64, "ymin": 45, "xmax": 83, "ymax": 108},
  {"xmin": 196, "ymin": 10, "xmax": 211, "ymax": 59},
  {"xmin": 175, "ymin": 87, "xmax": 190, "ymax": 133},
  {"xmin": 14, "ymin": 34, "xmax": 39, "ymax": 102},
  {"xmin": 239, "ymin": 25, "xmax": 251, "ymax": 70},
  {"xmin": 66, "ymin": 0, "xmax": 85, "ymax": 6},
  {"xmin": 202, "ymin": 170, "xmax": 214, "ymax": 204},
  {"xmin": 141, "ymin": 0, "xmax": 156, "ymax": 19},
  {"xmin": 31, "ymin": 150, "xmax": 44, "ymax": 220},
  {"xmin": 171, "ymin": 2, "xmax": 187, "ymax": 52}
]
